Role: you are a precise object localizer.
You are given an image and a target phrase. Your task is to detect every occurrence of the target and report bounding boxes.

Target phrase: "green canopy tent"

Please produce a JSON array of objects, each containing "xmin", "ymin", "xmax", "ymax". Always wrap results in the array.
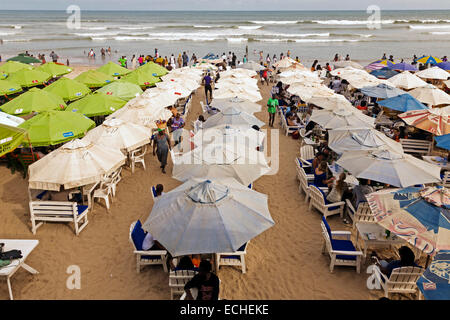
[
  {"xmin": 96, "ymin": 80, "xmax": 143, "ymax": 101},
  {"xmin": 75, "ymin": 70, "xmax": 115, "ymax": 88},
  {"xmin": 65, "ymin": 92, "xmax": 126, "ymax": 117},
  {"xmin": 18, "ymin": 110, "xmax": 96, "ymax": 147},
  {"xmin": 138, "ymin": 61, "xmax": 168, "ymax": 77},
  {"xmin": 0, "ymin": 80, "xmax": 22, "ymax": 96},
  {"xmin": 0, "ymin": 124, "xmax": 29, "ymax": 157},
  {"xmin": 36, "ymin": 62, "xmax": 72, "ymax": 78},
  {"xmin": 0, "ymin": 88, "xmax": 67, "ymax": 116},
  {"xmin": 7, "ymin": 69, "xmax": 52, "ymax": 88},
  {"xmin": 121, "ymin": 68, "xmax": 160, "ymax": 89},
  {"xmin": 97, "ymin": 61, "xmax": 131, "ymax": 77},
  {"xmin": 43, "ymin": 77, "xmax": 91, "ymax": 102},
  {"xmin": 7, "ymin": 53, "xmax": 41, "ymax": 64},
  {"xmin": 0, "ymin": 61, "xmax": 34, "ymax": 75}
]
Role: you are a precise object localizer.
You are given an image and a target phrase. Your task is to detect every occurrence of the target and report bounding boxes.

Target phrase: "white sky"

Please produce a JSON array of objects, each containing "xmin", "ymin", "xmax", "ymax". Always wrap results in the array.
[{"xmin": 2, "ymin": 0, "xmax": 450, "ymax": 10}]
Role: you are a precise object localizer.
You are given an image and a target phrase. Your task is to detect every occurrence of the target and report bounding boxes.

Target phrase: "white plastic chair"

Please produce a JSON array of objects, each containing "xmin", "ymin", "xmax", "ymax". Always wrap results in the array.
[
  {"xmin": 130, "ymin": 145, "xmax": 147, "ymax": 173},
  {"xmin": 92, "ymin": 179, "xmax": 113, "ymax": 211}
]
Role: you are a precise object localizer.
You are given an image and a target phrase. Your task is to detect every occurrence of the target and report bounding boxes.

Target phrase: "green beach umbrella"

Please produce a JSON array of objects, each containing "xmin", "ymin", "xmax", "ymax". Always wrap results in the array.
[
  {"xmin": 75, "ymin": 69, "xmax": 115, "ymax": 88},
  {"xmin": 18, "ymin": 110, "xmax": 96, "ymax": 147},
  {"xmin": 0, "ymin": 123, "xmax": 28, "ymax": 157},
  {"xmin": 1, "ymin": 73, "xmax": 7, "ymax": 80},
  {"xmin": 0, "ymin": 61, "xmax": 34, "ymax": 74},
  {"xmin": 7, "ymin": 54, "xmax": 42, "ymax": 64},
  {"xmin": 0, "ymin": 80, "xmax": 22, "ymax": 96},
  {"xmin": 97, "ymin": 61, "xmax": 131, "ymax": 77},
  {"xmin": 96, "ymin": 80, "xmax": 143, "ymax": 101},
  {"xmin": 7, "ymin": 69, "xmax": 52, "ymax": 88},
  {"xmin": 0, "ymin": 88, "xmax": 66, "ymax": 115},
  {"xmin": 43, "ymin": 77, "xmax": 91, "ymax": 102},
  {"xmin": 122, "ymin": 68, "xmax": 160, "ymax": 88},
  {"xmin": 66, "ymin": 93, "xmax": 126, "ymax": 117},
  {"xmin": 139, "ymin": 61, "xmax": 168, "ymax": 77},
  {"xmin": 36, "ymin": 62, "xmax": 72, "ymax": 78}
]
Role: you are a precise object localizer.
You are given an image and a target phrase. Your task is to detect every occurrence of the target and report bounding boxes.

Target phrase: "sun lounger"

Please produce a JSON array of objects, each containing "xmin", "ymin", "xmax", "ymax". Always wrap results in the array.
[
  {"xmin": 29, "ymin": 201, "xmax": 89, "ymax": 235},
  {"xmin": 0, "ymin": 239, "xmax": 39, "ymax": 300},
  {"xmin": 129, "ymin": 220, "xmax": 168, "ymax": 274},
  {"xmin": 321, "ymin": 217, "xmax": 363, "ymax": 273}
]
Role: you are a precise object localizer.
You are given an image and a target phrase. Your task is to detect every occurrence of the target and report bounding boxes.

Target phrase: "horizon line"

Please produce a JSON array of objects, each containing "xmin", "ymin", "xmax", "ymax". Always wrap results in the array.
[{"xmin": 0, "ymin": 9, "xmax": 449, "ymax": 12}]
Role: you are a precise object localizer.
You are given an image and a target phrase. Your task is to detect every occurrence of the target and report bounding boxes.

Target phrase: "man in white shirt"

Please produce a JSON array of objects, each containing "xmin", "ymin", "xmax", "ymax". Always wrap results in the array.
[{"xmin": 331, "ymin": 77, "xmax": 342, "ymax": 93}]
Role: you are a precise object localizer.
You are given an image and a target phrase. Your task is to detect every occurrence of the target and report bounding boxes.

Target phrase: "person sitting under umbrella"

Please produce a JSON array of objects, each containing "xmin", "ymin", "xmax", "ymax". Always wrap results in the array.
[
  {"xmin": 351, "ymin": 178, "xmax": 374, "ymax": 209},
  {"xmin": 314, "ymin": 161, "xmax": 335, "ymax": 188},
  {"xmin": 184, "ymin": 260, "xmax": 220, "ymax": 301},
  {"xmin": 372, "ymin": 246, "xmax": 420, "ymax": 278}
]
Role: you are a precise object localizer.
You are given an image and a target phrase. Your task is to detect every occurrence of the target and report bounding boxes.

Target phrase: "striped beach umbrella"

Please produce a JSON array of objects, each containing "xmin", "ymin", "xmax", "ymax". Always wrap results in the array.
[
  {"xmin": 399, "ymin": 106, "xmax": 450, "ymax": 136},
  {"xmin": 417, "ymin": 56, "xmax": 443, "ymax": 65}
]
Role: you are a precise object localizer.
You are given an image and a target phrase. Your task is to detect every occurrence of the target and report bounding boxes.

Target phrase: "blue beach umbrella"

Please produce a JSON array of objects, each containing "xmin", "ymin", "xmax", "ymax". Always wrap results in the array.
[
  {"xmin": 377, "ymin": 94, "xmax": 429, "ymax": 112},
  {"xmin": 360, "ymin": 83, "xmax": 406, "ymax": 99},
  {"xmin": 370, "ymin": 67, "xmax": 399, "ymax": 79},
  {"xmin": 435, "ymin": 134, "xmax": 450, "ymax": 151},
  {"xmin": 437, "ymin": 62, "xmax": 450, "ymax": 72},
  {"xmin": 416, "ymin": 250, "xmax": 450, "ymax": 300},
  {"xmin": 391, "ymin": 62, "xmax": 417, "ymax": 72}
]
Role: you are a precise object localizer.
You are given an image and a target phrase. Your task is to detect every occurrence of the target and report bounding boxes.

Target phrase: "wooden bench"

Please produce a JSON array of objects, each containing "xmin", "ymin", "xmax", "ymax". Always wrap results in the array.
[
  {"xmin": 29, "ymin": 201, "xmax": 89, "ymax": 235},
  {"xmin": 400, "ymin": 139, "xmax": 432, "ymax": 156},
  {"xmin": 169, "ymin": 269, "xmax": 197, "ymax": 300}
]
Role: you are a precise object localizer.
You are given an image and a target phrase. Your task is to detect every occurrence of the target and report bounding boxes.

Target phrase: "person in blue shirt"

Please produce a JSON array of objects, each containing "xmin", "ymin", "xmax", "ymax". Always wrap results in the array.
[
  {"xmin": 203, "ymin": 73, "xmax": 213, "ymax": 103},
  {"xmin": 373, "ymin": 246, "xmax": 420, "ymax": 279},
  {"xmin": 314, "ymin": 161, "xmax": 335, "ymax": 188}
]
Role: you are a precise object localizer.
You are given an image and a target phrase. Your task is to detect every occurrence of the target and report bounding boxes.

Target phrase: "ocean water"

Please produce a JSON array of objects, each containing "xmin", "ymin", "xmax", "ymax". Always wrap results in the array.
[{"xmin": 0, "ymin": 10, "xmax": 449, "ymax": 66}]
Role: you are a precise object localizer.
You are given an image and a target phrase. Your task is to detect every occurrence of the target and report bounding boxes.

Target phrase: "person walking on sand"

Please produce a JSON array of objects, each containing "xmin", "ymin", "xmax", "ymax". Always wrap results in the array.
[
  {"xmin": 170, "ymin": 54, "xmax": 176, "ymax": 69},
  {"xmin": 152, "ymin": 128, "xmax": 172, "ymax": 174},
  {"xmin": 267, "ymin": 94, "xmax": 278, "ymax": 127},
  {"xmin": 50, "ymin": 51, "xmax": 58, "ymax": 63},
  {"xmin": 131, "ymin": 55, "xmax": 137, "ymax": 69},
  {"xmin": 182, "ymin": 51, "xmax": 189, "ymax": 67},
  {"xmin": 203, "ymin": 72, "xmax": 213, "ymax": 104},
  {"xmin": 177, "ymin": 53, "xmax": 182, "ymax": 68}
]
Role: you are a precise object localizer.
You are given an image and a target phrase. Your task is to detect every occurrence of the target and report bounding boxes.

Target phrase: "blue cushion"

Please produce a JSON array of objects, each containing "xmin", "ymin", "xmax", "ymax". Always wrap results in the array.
[
  {"xmin": 330, "ymin": 239, "xmax": 357, "ymax": 260},
  {"xmin": 131, "ymin": 220, "xmax": 146, "ymax": 251},
  {"xmin": 77, "ymin": 205, "xmax": 88, "ymax": 215},
  {"xmin": 152, "ymin": 186, "xmax": 157, "ymax": 197},
  {"xmin": 221, "ymin": 242, "xmax": 247, "ymax": 260},
  {"xmin": 322, "ymin": 217, "xmax": 332, "ymax": 240},
  {"xmin": 36, "ymin": 190, "xmax": 48, "ymax": 200}
]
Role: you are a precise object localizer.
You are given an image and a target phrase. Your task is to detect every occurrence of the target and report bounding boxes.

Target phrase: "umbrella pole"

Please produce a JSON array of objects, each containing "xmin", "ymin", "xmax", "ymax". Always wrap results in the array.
[{"xmin": 425, "ymin": 254, "xmax": 431, "ymax": 269}]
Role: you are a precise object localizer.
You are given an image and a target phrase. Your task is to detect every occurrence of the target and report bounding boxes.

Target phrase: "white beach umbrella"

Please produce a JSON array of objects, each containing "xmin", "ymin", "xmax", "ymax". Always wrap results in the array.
[
  {"xmin": 172, "ymin": 143, "xmax": 270, "ymax": 186},
  {"xmin": 388, "ymin": 71, "xmax": 429, "ymax": 90},
  {"xmin": 310, "ymin": 108, "xmax": 375, "ymax": 129},
  {"xmin": 141, "ymin": 88, "xmax": 179, "ymax": 107},
  {"xmin": 336, "ymin": 148, "xmax": 442, "ymax": 188},
  {"xmin": 210, "ymin": 97, "xmax": 261, "ymax": 114},
  {"xmin": 330, "ymin": 66, "xmax": 369, "ymax": 78},
  {"xmin": 278, "ymin": 62, "xmax": 308, "ymax": 72},
  {"xmin": 305, "ymin": 94, "xmax": 354, "ymax": 111},
  {"xmin": 273, "ymin": 57, "xmax": 297, "ymax": 69},
  {"xmin": 287, "ymin": 82, "xmax": 334, "ymax": 100},
  {"xmin": 202, "ymin": 106, "xmax": 265, "ymax": 129},
  {"xmin": 82, "ymin": 118, "xmax": 151, "ymax": 153},
  {"xmin": 215, "ymin": 78, "xmax": 259, "ymax": 91},
  {"xmin": 221, "ymin": 68, "xmax": 257, "ymax": 79},
  {"xmin": 193, "ymin": 126, "xmax": 265, "ymax": 150},
  {"xmin": 214, "ymin": 87, "xmax": 262, "ymax": 102},
  {"xmin": 416, "ymin": 67, "xmax": 450, "ymax": 80},
  {"xmin": 28, "ymin": 139, "xmax": 126, "ymax": 191},
  {"xmin": 142, "ymin": 178, "xmax": 275, "ymax": 256},
  {"xmin": 409, "ymin": 84, "xmax": 450, "ymax": 106},
  {"xmin": 159, "ymin": 76, "xmax": 200, "ymax": 92},
  {"xmin": 0, "ymin": 111, "xmax": 25, "ymax": 127},
  {"xmin": 445, "ymin": 80, "xmax": 450, "ymax": 89},
  {"xmin": 237, "ymin": 61, "xmax": 265, "ymax": 71},
  {"xmin": 333, "ymin": 61, "xmax": 364, "ymax": 69},
  {"xmin": 328, "ymin": 126, "xmax": 403, "ymax": 154},
  {"xmin": 108, "ymin": 100, "xmax": 173, "ymax": 129},
  {"xmin": 155, "ymin": 81, "xmax": 192, "ymax": 98}
]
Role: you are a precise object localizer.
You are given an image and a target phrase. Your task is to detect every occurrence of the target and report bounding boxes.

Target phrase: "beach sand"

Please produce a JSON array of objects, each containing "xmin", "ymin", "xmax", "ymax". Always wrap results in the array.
[{"xmin": 0, "ymin": 65, "xmax": 410, "ymax": 300}]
